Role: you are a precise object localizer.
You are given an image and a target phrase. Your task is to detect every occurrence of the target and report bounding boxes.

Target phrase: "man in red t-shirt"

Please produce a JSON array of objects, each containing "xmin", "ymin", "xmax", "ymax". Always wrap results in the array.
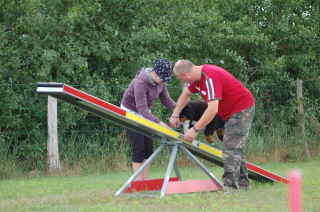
[{"xmin": 170, "ymin": 60, "xmax": 255, "ymax": 194}]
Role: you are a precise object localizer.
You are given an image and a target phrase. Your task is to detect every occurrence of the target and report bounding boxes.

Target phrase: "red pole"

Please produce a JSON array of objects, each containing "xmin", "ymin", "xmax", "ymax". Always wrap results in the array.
[{"xmin": 289, "ymin": 169, "xmax": 303, "ymax": 212}]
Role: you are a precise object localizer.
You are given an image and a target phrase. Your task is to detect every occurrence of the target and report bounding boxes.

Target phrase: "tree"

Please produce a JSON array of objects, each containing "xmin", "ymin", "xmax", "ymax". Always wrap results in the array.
[{"xmin": 1, "ymin": 0, "xmax": 319, "ymax": 170}]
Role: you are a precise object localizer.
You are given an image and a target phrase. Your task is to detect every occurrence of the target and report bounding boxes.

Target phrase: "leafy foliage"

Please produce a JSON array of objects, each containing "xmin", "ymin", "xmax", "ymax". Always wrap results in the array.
[
  {"xmin": 0, "ymin": 0, "xmax": 319, "ymax": 171},
  {"xmin": 1, "ymin": 0, "xmax": 318, "ymax": 85}
]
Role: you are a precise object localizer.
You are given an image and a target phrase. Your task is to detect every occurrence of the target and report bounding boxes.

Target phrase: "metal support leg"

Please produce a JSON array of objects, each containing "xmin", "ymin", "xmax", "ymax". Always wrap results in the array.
[
  {"xmin": 115, "ymin": 143, "xmax": 167, "ymax": 196},
  {"xmin": 179, "ymin": 145, "xmax": 223, "ymax": 188},
  {"xmin": 160, "ymin": 143, "xmax": 179, "ymax": 198},
  {"xmin": 166, "ymin": 145, "xmax": 182, "ymax": 181}
]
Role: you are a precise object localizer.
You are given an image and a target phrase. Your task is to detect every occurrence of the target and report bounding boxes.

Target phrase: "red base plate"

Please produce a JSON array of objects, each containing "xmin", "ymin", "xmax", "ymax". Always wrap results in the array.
[
  {"xmin": 124, "ymin": 178, "xmax": 219, "ymax": 194},
  {"xmin": 166, "ymin": 179, "xmax": 219, "ymax": 194},
  {"xmin": 124, "ymin": 177, "xmax": 179, "ymax": 193}
]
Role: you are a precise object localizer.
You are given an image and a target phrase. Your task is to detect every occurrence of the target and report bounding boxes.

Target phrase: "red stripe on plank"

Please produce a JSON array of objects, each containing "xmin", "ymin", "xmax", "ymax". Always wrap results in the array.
[
  {"xmin": 247, "ymin": 162, "xmax": 289, "ymax": 184},
  {"xmin": 64, "ymin": 85, "xmax": 126, "ymax": 116}
]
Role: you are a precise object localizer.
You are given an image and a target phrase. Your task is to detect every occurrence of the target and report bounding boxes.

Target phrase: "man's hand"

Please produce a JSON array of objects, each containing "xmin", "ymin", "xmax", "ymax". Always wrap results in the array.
[
  {"xmin": 169, "ymin": 116, "xmax": 180, "ymax": 128},
  {"xmin": 184, "ymin": 127, "xmax": 198, "ymax": 142}
]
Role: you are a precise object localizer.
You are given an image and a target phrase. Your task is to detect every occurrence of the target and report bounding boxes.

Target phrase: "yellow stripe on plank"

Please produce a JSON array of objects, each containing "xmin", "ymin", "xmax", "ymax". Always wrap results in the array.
[
  {"xmin": 178, "ymin": 139, "xmax": 223, "ymax": 158},
  {"xmin": 197, "ymin": 143, "xmax": 223, "ymax": 157},
  {"xmin": 126, "ymin": 112, "xmax": 222, "ymax": 158},
  {"xmin": 126, "ymin": 112, "xmax": 179, "ymax": 138}
]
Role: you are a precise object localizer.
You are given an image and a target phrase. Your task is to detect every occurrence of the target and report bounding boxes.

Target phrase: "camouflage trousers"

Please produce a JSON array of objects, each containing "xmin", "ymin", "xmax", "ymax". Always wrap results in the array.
[{"xmin": 222, "ymin": 105, "xmax": 255, "ymax": 189}]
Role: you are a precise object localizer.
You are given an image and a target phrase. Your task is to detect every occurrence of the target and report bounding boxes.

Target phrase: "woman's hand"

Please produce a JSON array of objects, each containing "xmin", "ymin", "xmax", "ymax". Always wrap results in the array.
[{"xmin": 159, "ymin": 121, "xmax": 172, "ymax": 129}]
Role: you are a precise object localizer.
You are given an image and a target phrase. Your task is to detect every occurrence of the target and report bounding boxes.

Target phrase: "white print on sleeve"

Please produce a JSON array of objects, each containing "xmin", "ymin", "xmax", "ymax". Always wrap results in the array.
[{"xmin": 205, "ymin": 78, "xmax": 215, "ymax": 100}]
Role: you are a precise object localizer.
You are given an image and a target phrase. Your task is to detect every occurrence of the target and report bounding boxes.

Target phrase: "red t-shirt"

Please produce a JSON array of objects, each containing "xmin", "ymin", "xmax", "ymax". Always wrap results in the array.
[{"xmin": 188, "ymin": 65, "xmax": 255, "ymax": 120}]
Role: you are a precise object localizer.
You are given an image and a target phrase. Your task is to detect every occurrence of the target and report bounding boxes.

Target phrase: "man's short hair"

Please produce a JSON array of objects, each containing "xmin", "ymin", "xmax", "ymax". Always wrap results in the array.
[{"xmin": 174, "ymin": 60, "xmax": 194, "ymax": 75}]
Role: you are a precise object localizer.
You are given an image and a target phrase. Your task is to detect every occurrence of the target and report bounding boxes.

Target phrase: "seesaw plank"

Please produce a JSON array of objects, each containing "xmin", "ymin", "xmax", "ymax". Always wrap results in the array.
[{"xmin": 37, "ymin": 82, "xmax": 288, "ymax": 184}]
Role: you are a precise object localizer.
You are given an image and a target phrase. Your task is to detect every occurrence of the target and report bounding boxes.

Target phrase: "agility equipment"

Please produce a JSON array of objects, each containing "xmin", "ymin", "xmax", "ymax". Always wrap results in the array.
[
  {"xmin": 288, "ymin": 170, "xmax": 303, "ymax": 212},
  {"xmin": 37, "ymin": 82, "xmax": 288, "ymax": 197}
]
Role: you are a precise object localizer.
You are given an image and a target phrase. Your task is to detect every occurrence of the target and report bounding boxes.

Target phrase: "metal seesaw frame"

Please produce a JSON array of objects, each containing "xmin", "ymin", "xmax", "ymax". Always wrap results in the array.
[{"xmin": 115, "ymin": 139, "xmax": 223, "ymax": 198}]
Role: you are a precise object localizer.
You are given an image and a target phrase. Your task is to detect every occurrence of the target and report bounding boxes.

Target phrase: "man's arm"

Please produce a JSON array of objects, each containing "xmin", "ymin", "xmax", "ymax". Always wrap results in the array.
[
  {"xmin": 169, "ymin": 88, "xmax": 193, "ymax": 128},
  {"xmin": 194, "ymin": 100, "xmax": 219, "ymax": 131},
  {"xmin": 184, "ymin": 100, "xmax": 219, "ymax": 142}
]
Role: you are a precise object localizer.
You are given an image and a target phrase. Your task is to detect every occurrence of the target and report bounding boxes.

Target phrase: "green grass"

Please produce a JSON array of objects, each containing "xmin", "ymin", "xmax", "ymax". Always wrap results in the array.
[{"xmin": 1, "ymin": 159, "xmax": 319, "ymax": 212}]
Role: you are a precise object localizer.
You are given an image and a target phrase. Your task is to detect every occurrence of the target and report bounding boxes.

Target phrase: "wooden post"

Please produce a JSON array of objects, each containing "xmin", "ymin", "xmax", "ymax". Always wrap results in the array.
[
  {"xmin": 47, "ymin": 96, "xmax": 61, "ymax": 172},
  {"xmin": 296, "ymin": 80, "xmax": 310, "ymax": 159}
]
